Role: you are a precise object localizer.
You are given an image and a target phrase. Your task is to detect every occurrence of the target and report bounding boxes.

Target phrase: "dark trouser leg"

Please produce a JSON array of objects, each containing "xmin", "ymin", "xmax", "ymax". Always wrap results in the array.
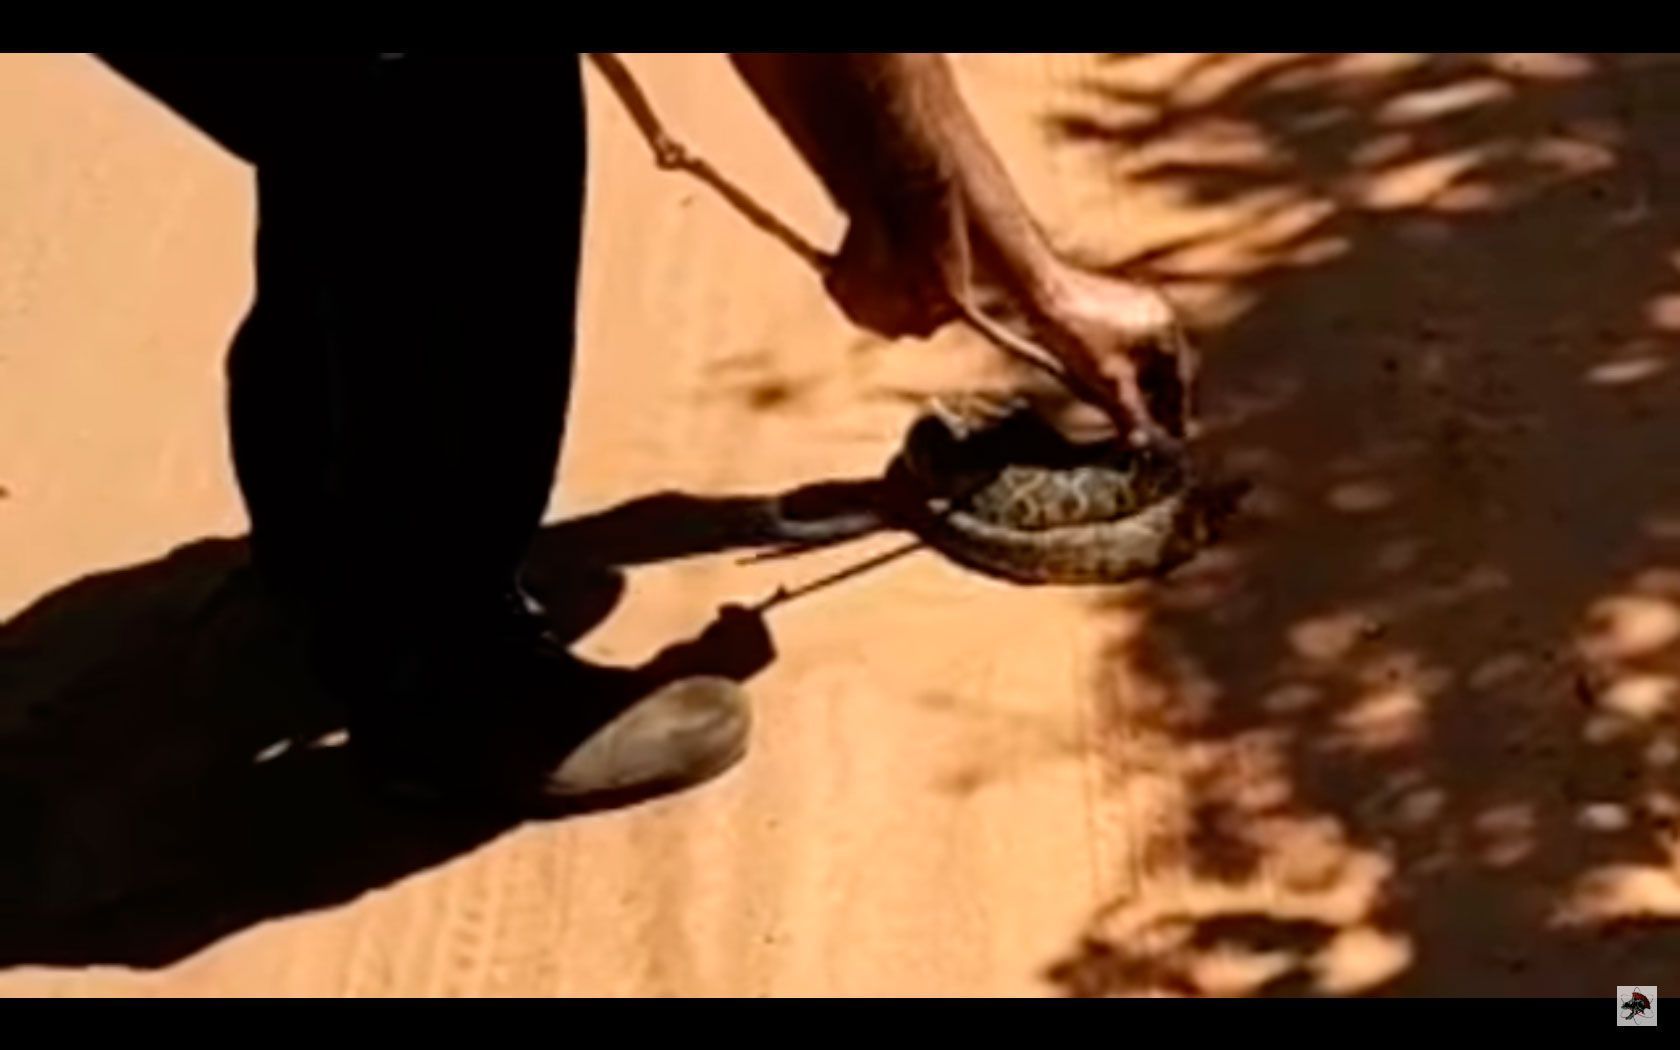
[{"xmin": 226, "ymin": 56, "xmax": 588, "ymax": 712}]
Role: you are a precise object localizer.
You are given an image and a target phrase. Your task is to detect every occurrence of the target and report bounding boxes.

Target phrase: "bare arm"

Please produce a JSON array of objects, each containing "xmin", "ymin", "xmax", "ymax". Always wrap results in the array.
[
  {"xmin": 729, "ymin": 53, "xmax": 1193, "ymax": 441},
  {"xmin": 728, "ymin": 53, "xmax": 1062, "ymax": 313}
]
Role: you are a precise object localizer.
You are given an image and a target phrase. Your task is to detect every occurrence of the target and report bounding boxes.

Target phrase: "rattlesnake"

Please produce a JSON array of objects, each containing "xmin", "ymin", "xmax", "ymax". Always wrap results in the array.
[{"xmin": 766, "ymin": 395, "xmax": 1248, "ymax": 586}]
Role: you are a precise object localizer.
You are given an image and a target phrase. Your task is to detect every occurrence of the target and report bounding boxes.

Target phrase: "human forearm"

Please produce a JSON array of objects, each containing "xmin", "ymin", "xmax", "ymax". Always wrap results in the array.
[{"xmin": 729, "ymin": 53, "xmax": 1065, "ymax": 306}]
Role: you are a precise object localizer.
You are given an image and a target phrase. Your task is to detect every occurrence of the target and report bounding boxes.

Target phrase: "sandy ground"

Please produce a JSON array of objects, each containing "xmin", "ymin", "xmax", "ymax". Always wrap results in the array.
[{"xmin": 2, "ymin": 53, "xmax": 1679, "ymax": 997}]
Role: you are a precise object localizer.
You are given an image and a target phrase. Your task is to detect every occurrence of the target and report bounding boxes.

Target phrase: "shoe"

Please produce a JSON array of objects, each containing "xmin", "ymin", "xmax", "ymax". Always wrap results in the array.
[{"xmin": 350, "ymin": 609, "xmax": 755, "ymax": 814}]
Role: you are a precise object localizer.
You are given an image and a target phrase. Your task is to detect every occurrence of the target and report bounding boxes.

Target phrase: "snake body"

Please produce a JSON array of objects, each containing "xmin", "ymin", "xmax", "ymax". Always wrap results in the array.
[{"xmin": 768, "ymin": 396, "xmax": 1247, "ymax": 586}]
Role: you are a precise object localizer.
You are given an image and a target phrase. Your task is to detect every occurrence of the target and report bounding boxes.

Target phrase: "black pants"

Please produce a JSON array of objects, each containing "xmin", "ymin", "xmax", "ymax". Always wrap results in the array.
[{"xmin": 100, "ymin": 55, "xmax": 588, "ymax": 684}]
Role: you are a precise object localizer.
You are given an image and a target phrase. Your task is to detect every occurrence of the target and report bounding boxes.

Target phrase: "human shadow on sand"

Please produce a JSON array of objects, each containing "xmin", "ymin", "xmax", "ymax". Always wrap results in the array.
[{"xmin": 0, "ymin": 486, "xmax": 841, "ymax": 969}]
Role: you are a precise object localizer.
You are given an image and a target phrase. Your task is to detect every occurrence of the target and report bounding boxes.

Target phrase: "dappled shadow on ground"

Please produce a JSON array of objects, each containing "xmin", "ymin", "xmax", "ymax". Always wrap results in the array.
[{"xmin": 1041, "ymin": 53, "xmax": 1680, "ymax": 996}]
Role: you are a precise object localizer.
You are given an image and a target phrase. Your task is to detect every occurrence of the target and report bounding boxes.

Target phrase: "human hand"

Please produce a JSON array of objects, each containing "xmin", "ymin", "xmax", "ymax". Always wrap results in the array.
[{"xmin": 1023, "ymin": 266, "xmax": 1198, "ymax": 444}]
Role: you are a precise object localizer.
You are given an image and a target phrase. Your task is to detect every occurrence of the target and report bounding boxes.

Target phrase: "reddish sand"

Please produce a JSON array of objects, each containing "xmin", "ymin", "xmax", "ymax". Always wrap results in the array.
[{"xmin": 3, "ymin": 53, "xmax": 1677, "ymax": 996}]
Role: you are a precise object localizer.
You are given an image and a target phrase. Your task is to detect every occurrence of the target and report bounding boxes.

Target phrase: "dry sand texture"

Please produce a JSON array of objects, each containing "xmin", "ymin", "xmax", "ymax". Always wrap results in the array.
[{"xmin": 2, "ymin": 53, "xmax": 1678, "ymax": 996}]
